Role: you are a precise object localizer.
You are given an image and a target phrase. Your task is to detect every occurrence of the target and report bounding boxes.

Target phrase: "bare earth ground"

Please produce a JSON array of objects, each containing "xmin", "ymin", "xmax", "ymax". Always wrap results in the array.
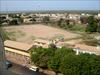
[{"xmin": 3, "ymin": 24, "xmax": 80, "ymax": 44}]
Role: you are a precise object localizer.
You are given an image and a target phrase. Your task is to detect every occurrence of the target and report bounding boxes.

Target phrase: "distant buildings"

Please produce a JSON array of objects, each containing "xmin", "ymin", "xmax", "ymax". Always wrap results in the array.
[
  {"xmin": 23, "ymin": 18, "xmax": 32, "ymax": 24},
  {"xmin": 98, "ymin": 13, "xmax": 100, "ymax": 17},
  {"xmin": 1, "ymin": 12, "xmax": 99, "ymax": 26},
  {"xmin": 94, "ymin": 13, "xmax": 100, "ymax": 19}
]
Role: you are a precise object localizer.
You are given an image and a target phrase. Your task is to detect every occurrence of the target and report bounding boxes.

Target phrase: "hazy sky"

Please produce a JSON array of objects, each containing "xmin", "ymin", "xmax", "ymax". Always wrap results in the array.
[{"xmin": 0, "ymin": 0, "xmax": 100, "ymax": 12}]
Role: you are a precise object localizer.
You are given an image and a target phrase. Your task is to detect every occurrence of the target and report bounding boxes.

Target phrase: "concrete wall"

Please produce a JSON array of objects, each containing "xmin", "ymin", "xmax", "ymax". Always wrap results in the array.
[{"xmin": 5, "ymin": 50, "xmax": 30, "ymax": 66}]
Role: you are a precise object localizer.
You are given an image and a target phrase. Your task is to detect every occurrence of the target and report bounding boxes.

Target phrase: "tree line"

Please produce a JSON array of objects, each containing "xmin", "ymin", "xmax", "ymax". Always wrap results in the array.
[
  {"xmin": 57, "ymin": 16, "xmax": 100, "ymax": 33},
  {"xmin": 30, "ymin": 46, "xmax": 100, "ymax": 75}
]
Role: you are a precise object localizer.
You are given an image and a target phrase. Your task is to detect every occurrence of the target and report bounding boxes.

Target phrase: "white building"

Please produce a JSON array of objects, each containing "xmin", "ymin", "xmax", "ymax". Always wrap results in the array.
[{"xmin": 73, "ymin": 44, "xmax": 100, "ymax": 55}]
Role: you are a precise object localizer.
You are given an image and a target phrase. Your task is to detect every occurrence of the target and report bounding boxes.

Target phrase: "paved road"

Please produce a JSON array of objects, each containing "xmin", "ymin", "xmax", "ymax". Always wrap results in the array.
[
  {"xmin": 0, "ymin": 69, "xmax": 18, "ymax": 75},
  {"xmin": 8, "ymin": 63, "xmax": 46, "ymax": 75}
]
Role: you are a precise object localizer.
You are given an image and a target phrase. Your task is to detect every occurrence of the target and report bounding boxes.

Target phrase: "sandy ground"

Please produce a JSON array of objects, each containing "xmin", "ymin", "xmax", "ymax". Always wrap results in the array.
[{"xmin": 4, "ymin": 24, "xmax": 80, "ymax": 44}]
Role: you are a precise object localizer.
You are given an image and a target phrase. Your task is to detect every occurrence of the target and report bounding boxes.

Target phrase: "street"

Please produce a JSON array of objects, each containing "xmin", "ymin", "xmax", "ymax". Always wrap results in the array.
[{"xmin": 8, "ymin": 63, "xmax": 47, "ymax": 75}]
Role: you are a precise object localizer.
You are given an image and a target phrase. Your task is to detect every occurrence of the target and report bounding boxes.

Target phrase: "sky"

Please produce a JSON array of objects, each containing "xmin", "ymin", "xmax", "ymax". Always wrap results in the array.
[{"xmin": 0, "ymin": 0, "xmax": 100, "ymax": 12}]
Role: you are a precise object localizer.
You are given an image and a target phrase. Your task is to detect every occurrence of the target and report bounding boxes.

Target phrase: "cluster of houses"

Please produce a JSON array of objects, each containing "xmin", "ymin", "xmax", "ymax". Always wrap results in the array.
[
  {"xmin": 4, "ymin": 38, "xmax": 100, "ymax": 66},
  {"xmin": 1, "ymin": 13, "xmax": 100, "ymax": 25}
]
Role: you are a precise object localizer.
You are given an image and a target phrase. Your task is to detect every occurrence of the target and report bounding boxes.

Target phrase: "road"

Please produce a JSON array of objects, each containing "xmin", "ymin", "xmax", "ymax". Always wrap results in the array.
[{"xmin": 8, "ymin": 63, "xmax": 47, "ymax": 75}]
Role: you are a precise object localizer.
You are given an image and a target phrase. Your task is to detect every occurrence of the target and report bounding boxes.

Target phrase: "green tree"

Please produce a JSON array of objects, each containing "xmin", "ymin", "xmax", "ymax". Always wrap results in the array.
[
  {"xmin": 80, "ymin": 16, "xmax": 88, "ymax": 24},
  {"xmin": 30, "ymin": 46, "xmax": 100, "ymax": 75},
  {"xmin": 86, "ymin": 16, "xmax": 98, "ymax": 32},
  {"xmin": 78, "ymin": 53, "xmax": 100, "ymax": 75},
  {"xmin": 43, "ymin": 16, "xmax": 50, "ymax": 24},
  {"xmin": 9, "ymin": 19, "xmax": 19, "ymax": 25},
  {"xmin": 97, "ymin": 18, "xmax": 100, "ymax": 33},
  {"xmin": 60, "ymin": 53, "xmax": 100, "ymax": 75},
  {"xmin": 30, "ymin": 47, "xmax": 55, "ymax": 68},
  {"xmin": 57, "ymin": 18, "xmax": 67, "ymax": 28},
  {"xmin": 48, "ymin": 47, "xmax": 75, "ymax": 72},
  {"xmin": 59, "ymin": 54, "xmax": 80, "ymax": 75}
]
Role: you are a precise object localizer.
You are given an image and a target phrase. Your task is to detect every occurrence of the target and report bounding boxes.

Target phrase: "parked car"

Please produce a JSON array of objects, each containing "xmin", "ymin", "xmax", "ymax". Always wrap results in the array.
[
  {"xmin": 5, "ymin": 60, "xmax": 12, "ymax": 69},
  {"xmin": 29, "ymin": 66, "xmax": 39, "ymax": 72}
]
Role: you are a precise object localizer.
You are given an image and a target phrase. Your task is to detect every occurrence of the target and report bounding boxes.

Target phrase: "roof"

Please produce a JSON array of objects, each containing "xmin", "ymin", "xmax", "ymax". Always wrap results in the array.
[
  {"xmin": 56, "ymin": 42, "xmax": 65, "ymax": 46},
  {"xmin": 5, "ymin": 47, "xmax": 30, "ymax": 57},
  {"xmin": 4, "ymin": 40, "xmax": 33, "ymax": 51},
  {"xmin": 74, "ymin": 44, "xmax": 100, "ymax": 53},
  {"xmin": 34, "ymin": 39, "xmax": 50, "ymax": 44}
]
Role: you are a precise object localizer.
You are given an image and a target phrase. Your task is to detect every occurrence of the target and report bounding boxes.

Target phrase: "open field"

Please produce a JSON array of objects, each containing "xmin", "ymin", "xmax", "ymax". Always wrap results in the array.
[{"xmin": 3, "ymin": 24, "xmax": 80, "ymax": 44}]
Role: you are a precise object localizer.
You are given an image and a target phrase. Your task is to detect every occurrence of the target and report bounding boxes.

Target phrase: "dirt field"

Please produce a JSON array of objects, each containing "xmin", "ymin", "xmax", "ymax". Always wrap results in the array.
[{"xmin": 4, "ymin": 24, "xmax": 80, "ymax": 44}]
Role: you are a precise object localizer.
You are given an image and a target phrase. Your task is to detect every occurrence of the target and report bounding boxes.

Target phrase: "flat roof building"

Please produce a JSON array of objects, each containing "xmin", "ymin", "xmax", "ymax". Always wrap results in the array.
[
  {"xmin": 4, "ymin": 40, "xmax": 33, "ymax": 66},
  {"xmin": 4, "ymin": 40, "xmax": 33, "ymax": 52}
]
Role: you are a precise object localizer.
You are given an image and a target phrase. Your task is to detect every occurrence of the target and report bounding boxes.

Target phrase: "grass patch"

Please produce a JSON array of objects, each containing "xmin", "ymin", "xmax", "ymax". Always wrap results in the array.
[{"xmin": 6, "ymin": 30, "xmax": 25, "ymax": 41}]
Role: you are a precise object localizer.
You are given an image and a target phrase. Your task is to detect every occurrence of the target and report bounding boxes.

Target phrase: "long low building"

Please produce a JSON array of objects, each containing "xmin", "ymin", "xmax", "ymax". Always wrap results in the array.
[
  {"xmin": 4, "ymin": 40, "xmax": 33, "ymax": 66},
  {"xmin": 73, "ymin": 44, "xmax": 100, "ymax": 55},
  {"xmin": 4, "ymin": 39, "xmax": 100, "ymax": 66}
]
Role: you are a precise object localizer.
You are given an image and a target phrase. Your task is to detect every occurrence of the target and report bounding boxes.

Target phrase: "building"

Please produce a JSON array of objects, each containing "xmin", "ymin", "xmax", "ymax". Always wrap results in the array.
[
  {"xmin": 73, "ymin": 44, "xmax": 100, "ymax": 55},
  {"xmin": 98, "ymin": 13, "xmax": 100, "ymax": 18},
  {"xmin": 4, "ymin": 40, "xmax": 33, "ymax": 66},
  {"xmin": 23, "ymin": 18, "xmax": 32, "ymax": 24},
  {"xmin": 33, "ymin": 39, "xmax": 50, "ymax": 48}
]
